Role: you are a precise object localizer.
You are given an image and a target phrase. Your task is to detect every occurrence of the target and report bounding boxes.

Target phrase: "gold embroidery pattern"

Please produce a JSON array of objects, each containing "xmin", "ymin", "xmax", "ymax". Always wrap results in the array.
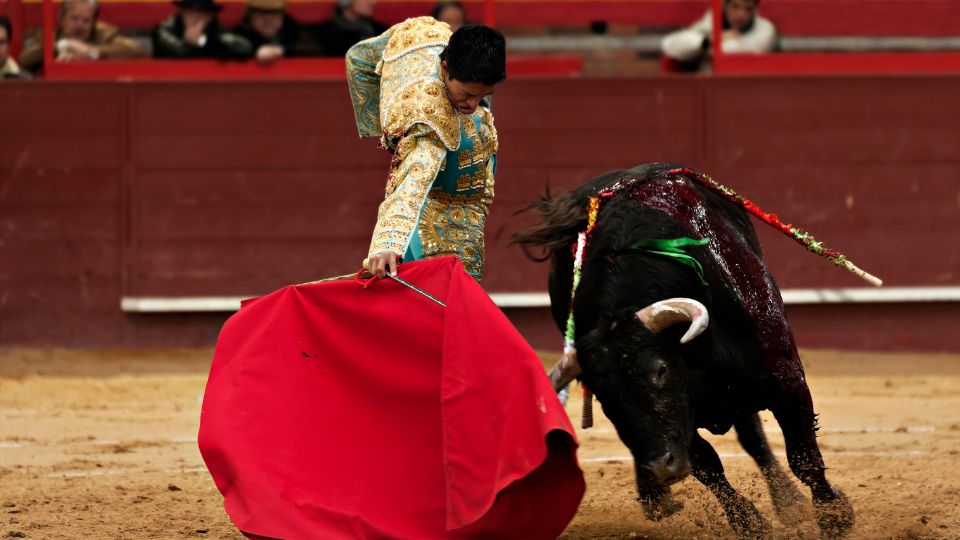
[
  {"xmin": 461, "ymin": 117, "xmax": 479, "ymax": 140},
  {"xmin": 462, "ymin": 109, "xmax": 498, "ymax": 164},
  {"xmin": 456, "ymin": 169, "xmax": 487, "ymax": 192},
  {"xmin": 369, "ymin": 124, "xmax": 446, "ymax": 257},
  {"xmin": 428, "ymin": 189, "xmax": 485, "ymax": 205},
  {"xmin": 383, "ymin": 17, "xmax": 451, "ymax": 61},
  {"xmin": 480, "ymin": 158, "xmax": 496, "ymax": 211},
  {"xmin": 377, "ymin": 17, "xmax": 460, "ymax": 150},
  {"xmin": 454, "ymin": 112, "xmax": 498, "ymax": 191},
  {"xmin": 457, "ymin": 138, "xmax": 497, "ymax": 169},
  {"xmin": 457, "ymin": 150, "xmax": 471, "ymax": 169},
  {"xmin": 382, "ymin": 79, "xmax": 460, "ymax": 151},
  {"xmin": 419, "ymin": 194, "xmax": 487, "ymax": 278},
  {"xmin": 475, "ymin": 107, "xmax": 499, "ymax": 156},
  {"xmin": 346, "ymin": 30, "xmax": 393, "ymax": 139},
  {"xmin": 381, "ymin": 51, "xmax": 442, "ymax": 103}
]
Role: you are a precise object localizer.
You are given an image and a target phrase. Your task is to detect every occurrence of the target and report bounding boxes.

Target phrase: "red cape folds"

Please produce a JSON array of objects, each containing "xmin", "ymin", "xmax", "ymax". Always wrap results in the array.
[{"xmin": 199, "ymin": 256, "xmax": 585, "ymax": 539}]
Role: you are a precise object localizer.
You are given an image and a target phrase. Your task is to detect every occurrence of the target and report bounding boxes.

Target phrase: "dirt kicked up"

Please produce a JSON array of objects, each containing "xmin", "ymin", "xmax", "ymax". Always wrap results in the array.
[{"xmin": 1, "ymin": 348, "xmax": 959, "ymax": 539}]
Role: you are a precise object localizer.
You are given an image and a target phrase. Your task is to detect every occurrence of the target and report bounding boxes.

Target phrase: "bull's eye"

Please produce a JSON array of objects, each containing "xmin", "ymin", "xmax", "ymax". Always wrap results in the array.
[{"xmin": 651, "ymin": 361, "xmax": 669, "ymax": 387}]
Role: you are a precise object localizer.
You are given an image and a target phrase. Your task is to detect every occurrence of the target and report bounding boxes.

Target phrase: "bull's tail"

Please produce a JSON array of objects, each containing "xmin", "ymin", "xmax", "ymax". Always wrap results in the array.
[{"xmin": 510, "ymin": 187, "xmax": 590, "ymax": 262}]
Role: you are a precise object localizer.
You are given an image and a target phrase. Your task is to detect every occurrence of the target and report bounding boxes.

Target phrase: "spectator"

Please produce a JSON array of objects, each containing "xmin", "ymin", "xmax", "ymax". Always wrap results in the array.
[
  {"xmin": 431, "ymin": 1, "xmax": 466, "ymax": 32},
  {"xmin": 233, "ymin": 0, "xmax": 313, "ymax": 63},
  {"xmin": 153, "ymin": 0, "xmax": 252, "ymax": 59},
  {"xmin": 1, "ymin": 16, "xmax": 27, "ymax": 79},
  {"xmin": 311, "ymin": 0, "xmax": 387, "ymax": 57},
  {"xmin": 18, "ymin": 0, "xmax": 143, "ymax": 74},
  {"xmin": 661, "ymin": 0, "xmax": 776, "ymax": 66}
]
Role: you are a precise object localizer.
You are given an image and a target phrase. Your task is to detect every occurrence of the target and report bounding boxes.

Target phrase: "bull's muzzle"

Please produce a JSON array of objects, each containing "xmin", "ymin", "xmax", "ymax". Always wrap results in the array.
[{"xmin": 641, "ymin": 451, "xmax": 691, "ymax": 486}]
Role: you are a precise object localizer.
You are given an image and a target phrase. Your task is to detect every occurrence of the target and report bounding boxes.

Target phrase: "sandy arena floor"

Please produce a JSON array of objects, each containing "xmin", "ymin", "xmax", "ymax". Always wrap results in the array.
[{"xmin": 1, "ymin": 347, "xmax": 959, "ymax": 539}]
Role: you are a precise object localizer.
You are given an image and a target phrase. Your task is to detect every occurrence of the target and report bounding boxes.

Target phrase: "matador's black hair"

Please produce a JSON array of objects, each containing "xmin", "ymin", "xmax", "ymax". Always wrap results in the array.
[{"xmin": 439, "ymin": 24, "xmax": 506, "ymax": 86}]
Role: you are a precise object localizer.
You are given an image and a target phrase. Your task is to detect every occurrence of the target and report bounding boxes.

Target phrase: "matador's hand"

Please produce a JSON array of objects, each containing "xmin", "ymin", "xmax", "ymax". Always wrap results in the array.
[{"xmin": 363, "ymin": 251, "xmax": 400, "ymax": 279}]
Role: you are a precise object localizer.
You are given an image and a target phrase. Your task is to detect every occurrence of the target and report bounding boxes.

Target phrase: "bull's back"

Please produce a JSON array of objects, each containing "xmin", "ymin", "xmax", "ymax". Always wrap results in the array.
[
  {"xmin": 543, "ymin": 164, "xmax": 773, "ymax": 339},
  {"xmin": 629, "ymin": 171, "xmax": 798, "ymax": 375}
]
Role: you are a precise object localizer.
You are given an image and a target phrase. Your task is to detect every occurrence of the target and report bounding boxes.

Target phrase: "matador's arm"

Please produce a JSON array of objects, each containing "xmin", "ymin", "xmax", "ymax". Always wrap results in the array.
[
  {"xmin": 345, "ymin": 28, "xmax": 393, "ymax": 139},
  {"xmin": 368, "ymin": 124, "xmax": 446, "ymax": 258}
]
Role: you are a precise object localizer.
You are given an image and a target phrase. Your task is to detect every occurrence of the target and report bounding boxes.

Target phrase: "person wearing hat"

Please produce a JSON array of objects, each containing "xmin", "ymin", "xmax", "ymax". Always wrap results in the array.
[
  {"xmin": 18, "ymin": 0, "xmax": 142, "ymax": 74},
  {"xmin": 310, "ymin": 0, "xmax": 387, "ymax": 57},
  {"xmin": 233, "ymin": 0, "xmax": 313, "ymax": 64},
  {"xmin": 152, "ymin": 0, "xmax": 252, "ymax": 59}
]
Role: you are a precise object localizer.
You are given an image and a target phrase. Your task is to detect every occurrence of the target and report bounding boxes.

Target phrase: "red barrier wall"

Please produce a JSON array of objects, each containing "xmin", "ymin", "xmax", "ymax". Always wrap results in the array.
[{"xmin": 2, "ymin": 76, "xmax": 958, "ymax": 350}]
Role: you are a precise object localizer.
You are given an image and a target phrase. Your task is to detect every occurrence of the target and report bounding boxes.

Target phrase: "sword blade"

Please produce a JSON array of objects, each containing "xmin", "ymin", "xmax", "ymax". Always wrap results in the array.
[{"xmin": 386, "ymin": 274, "xmax": 446, "ymax": 307}]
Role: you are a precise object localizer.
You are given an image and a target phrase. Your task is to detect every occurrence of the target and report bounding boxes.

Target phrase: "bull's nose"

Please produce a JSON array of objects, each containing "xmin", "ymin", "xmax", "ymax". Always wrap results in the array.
[{"xmin": 644, "ymin": 452, "xmax": 690, "ymax": 486}]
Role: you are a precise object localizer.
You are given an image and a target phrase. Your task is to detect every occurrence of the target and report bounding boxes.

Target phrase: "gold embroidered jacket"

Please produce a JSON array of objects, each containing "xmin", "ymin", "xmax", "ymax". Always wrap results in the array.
[{"xmin": 346, "ymin": 17, "xmax": 498, "ymax": 280}]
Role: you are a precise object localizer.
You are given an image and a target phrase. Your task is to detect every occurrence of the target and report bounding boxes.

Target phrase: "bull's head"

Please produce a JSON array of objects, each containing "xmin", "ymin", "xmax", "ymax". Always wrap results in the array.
[{"xmin": 549, "ymin": 298, "xmax": 708, "ymax": 501}]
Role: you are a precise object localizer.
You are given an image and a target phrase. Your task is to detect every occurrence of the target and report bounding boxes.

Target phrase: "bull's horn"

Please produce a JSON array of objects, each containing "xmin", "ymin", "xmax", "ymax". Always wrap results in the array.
[
  {"xmin": 636, "ymin": 298, "xmax": 709, "ymax": 344},
  {"xmin": 548, "ymin": 349, "xmax": 582, "ymax": 393}
]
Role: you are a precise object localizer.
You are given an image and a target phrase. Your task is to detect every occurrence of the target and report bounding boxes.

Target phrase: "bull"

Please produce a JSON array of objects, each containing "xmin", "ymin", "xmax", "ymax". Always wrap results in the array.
[{"xmin": 512, "ymin": 164, "xmax": 854, "ymax": 539}]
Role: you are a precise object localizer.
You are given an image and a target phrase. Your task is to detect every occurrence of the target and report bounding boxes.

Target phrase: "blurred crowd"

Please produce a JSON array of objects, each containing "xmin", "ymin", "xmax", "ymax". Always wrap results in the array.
[
  {"xmin": 0, "ymin": 0, "xmax": 782, "ymax": 79},
  {"xmin": 660, "ymin": 0, "xmax": 776, "ymax": 71},
  {"xmin": 2, "ymin": 0, "xmax": 469, "ymax": 77}
]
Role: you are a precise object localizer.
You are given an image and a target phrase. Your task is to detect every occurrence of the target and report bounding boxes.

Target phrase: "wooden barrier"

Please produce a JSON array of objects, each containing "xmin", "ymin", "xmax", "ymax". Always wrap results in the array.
[
  {"xmin": 38, "ymin": 56, "xmax": 583, "ymax": 80},
  {"xmin": 2, "ymin": 76, "xmax": 959, "ymax": 350}
]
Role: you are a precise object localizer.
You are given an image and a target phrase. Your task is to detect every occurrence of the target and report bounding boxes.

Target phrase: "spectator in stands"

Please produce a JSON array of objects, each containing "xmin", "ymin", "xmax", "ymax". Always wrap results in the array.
[
  {"xmin": 311, "ymin": 0, "xmax": 387, "ymax": 57},
  {"xmin": 1, "ymin": 16, "xmax": 27, "ymax": 79},
  {"xmin": 661, "ymin": 0, "xmax": 776, "ymax": 67},
  {"xmin": 18, "ymin": 0, "xmax": 143, "ymax": 74},
  {"xmin": 233, "ymin": 0, "xmax": 313, "ymax": 63},
  {"xmin": 153, "ymin": 0, "xmax": 252, "ymax": 59},
  {"xmin": 431, "ymin": 1, "xmax": 466, "ymax": 32}
]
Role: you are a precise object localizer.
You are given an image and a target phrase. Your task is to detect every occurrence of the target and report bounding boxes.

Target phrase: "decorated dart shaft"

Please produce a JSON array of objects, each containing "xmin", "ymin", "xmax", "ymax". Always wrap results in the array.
[
  {"xmin": 669, "ymin": 168, "xmax": 883, "ymax": 287},
  {"xmin": 581, "ymin": 389, "xmax": 594, "ymax": 429},
  {"xmin": 562, "ymin": 197, "xmax": 600, "ymax": 428}
]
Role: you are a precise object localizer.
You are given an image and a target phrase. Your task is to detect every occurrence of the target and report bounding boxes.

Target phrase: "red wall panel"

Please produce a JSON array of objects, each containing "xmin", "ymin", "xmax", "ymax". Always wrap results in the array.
[
  {"xmin": 2, "ymin": 76, "xmax": 958, "ymax": 350},
  {"xmin": 0, "ymin": 83, "xmax": 123, "ymax": 345}
]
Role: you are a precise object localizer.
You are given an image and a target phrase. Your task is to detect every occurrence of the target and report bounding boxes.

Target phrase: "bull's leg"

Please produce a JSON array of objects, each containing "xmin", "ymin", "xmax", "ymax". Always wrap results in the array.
[
  {"xmin": 769, "ymin": 377, "xmax": 854, "ymax": 538},
  {"xmin": 734, "ymin": 412, "xmax": 807, "ymax": 525},
  {"xmin": 689, "ymin": 432, "xmax": 769, "ymax": 540}
]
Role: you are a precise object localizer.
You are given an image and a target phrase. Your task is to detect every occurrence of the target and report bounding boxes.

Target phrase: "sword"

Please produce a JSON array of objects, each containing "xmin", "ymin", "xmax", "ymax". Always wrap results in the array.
[{"xmin": 386, "ymin": 273, "xmax": 446, "ymax": 308}]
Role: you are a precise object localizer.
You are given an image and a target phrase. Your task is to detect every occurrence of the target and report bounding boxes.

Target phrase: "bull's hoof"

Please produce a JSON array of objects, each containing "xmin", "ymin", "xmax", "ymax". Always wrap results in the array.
[
  {"xmin": 766, "ymin": 472, "xmax": 808, "ymax": 525},
  {"xmin": 638, "ymin": 491, "xmax": 684, "ymax": 521},
  {"xmin": 814, "ymin": 489, "xmax": 854, "ymax": 539},
  {"xmin": 720, "ymin": 492, "xmax": 770, "ymax": 540}
]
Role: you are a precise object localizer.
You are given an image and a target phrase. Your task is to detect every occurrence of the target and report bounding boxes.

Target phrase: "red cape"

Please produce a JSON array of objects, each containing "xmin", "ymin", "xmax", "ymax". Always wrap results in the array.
[{"xmin": 199, "ymin": 257, "xmax": 585, "ymax": 539}]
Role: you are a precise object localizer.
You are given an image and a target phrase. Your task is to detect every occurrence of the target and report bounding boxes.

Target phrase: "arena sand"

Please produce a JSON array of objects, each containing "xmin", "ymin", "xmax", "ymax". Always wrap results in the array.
[{"xmin": 1, "ymin": 348, "xmax": 959, "ymax": 539}]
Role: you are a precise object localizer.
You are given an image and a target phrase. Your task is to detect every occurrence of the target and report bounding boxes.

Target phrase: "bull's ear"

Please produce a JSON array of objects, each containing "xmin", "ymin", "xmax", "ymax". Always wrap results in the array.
[{"xmin": 635, "ymin": 298, "xmax": 709, "ymax": 344}]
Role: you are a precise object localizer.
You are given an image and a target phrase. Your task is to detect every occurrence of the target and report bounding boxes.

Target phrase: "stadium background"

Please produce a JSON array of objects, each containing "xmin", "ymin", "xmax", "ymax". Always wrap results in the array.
[{"xmin": 2, "ymin": 1, "xmax": 959, "ymax": 538}]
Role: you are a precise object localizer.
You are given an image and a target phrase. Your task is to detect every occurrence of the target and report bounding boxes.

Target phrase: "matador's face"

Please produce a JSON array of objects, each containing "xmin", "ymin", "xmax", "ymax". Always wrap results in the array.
[{"xmin": 440, "ymin": 61, "xmax": 497, "ymax": 116}]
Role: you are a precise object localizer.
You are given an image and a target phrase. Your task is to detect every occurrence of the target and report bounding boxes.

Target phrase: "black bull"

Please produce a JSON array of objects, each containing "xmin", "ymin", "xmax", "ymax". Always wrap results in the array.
[{"xmin": 512, "ymin": 164, "xmax": 854, "ymax": 538}]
